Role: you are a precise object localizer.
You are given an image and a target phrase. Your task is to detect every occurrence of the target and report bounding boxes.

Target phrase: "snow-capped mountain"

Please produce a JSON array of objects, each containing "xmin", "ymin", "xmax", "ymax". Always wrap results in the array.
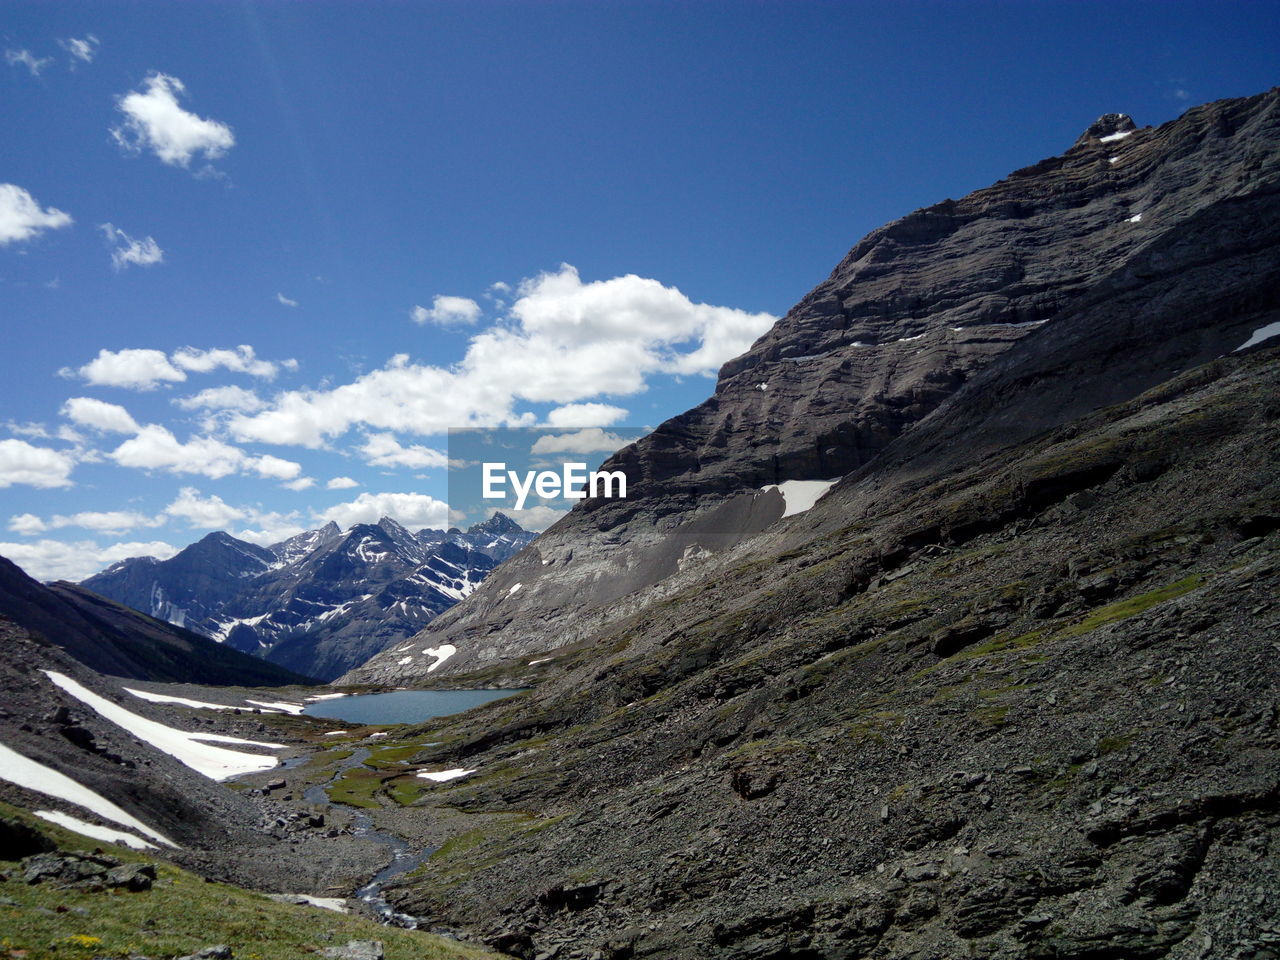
[{"xmin": 81, "ymin": 515, "xmax": 535, "ymax": 681}]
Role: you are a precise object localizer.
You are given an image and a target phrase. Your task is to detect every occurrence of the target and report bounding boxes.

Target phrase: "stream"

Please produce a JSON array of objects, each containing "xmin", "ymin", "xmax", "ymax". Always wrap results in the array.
[{"xmin": 301, "ymin": 746, "xmax": 435, "ymax": 928}]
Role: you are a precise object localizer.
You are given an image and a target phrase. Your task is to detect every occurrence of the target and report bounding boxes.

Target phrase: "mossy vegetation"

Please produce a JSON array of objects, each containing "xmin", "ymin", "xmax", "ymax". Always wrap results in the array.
[
  {"xmin": 0, "ymin": 803, "xmax": 498, "ymax": 960},
  {"xmin": 1058, "ymin": 575, "xmax": 1204, "ymax": 638}
]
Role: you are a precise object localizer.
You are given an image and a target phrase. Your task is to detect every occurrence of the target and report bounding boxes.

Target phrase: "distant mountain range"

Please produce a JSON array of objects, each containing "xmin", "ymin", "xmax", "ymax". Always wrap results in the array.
[
  {"xmin": 81, "ymin": 514, "xmax": 535, "ymax": 681},
  {"xmin": 0, "ymin": 554, "xmax": 309, "ymax": 686}
]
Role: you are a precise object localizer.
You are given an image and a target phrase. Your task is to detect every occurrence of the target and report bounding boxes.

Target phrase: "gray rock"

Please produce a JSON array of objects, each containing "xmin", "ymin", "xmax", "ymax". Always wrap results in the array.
[{"xmin": 320, "ymin": 941, "xmax": 384, "ymax": 960}]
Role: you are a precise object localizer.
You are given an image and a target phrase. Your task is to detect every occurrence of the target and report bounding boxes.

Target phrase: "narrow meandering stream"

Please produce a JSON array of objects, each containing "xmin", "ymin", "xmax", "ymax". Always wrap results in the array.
[{"xmin": 302, "ymin": 747, "xmax": 434, "ymax": 928}]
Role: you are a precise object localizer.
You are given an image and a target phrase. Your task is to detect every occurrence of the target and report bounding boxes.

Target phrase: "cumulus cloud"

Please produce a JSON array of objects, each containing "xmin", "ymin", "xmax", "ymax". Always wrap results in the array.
[
  {"xmin": 411, "ymin": 295, "xmax": 482, "ymax": 326},
  {"xmin": 5, "ymin": 49, "xmax": 52, "ymax": 76},
  {"xmin": 249, "ymin": 454, "xmax": 302, "ymax": 480},
  {"xmin": 359, "ymin": 432, "xmax": 448, "ymax": 470},
  {"xmin": 545, "ymin": 403, "xmax": 628, "ymax": 428},
  {"xmin": 173, "ymin": 385, "xmax": 265, "ymax": 413},
  {"xmin": 71, "ymin": 348, "xmax": 186, "ymax": 390},
  {"xmin": 229, "ymin": 264, "xmax": 775, "ymax": 447},
  {"xmin": 531, "ymin": 427, "xmax": 630, "ymax": 455},
  {"xmin": 59, "ymin": 35, "xmax": 99, "ymax": 65},
  {"xmin": 0, "ymin": 538, "xmax": 180, "ymax": 582},
  {"xmin": 0, "ymin": 439, "xmax": 76, "ymax": 488},
  {"xmin": 277, "ymin": 292, "xmax": 298, "ymax": 307},
  {"xmin": 163, "ymin": 486, "xmax": 244, "ymax": 528},
  {"xmin": 281, "ymin": 476, "xmax": 315, "ymax": 491},
  {"xmin": 101, "ymin": 223, "xmax": 163, "ymax": 270},
  {"xmin": 39, "ymin": 511, "xmax": 163, "ymax": 536},
  {"xmin": 8, "ymin": 513, "xmax": 47, "ymax": 536},
  {"xmin": 0, "ymin": 184, "xmax": 73, "ymax": 246},
  {"xmin": 61, "ymin": 397, "xmax": 141, "ymax": 434},
  {"xmin": 68, "ymin": 345, "xmax": 289, "ymax": 390},
  {"xmin": 327, "ymin": 476, "xmax": 359, "ymax": 490},
  {"xmin": 109, "ymin": 425, "xmax": 248, "ymax": 479},
  {"xmin": 112, "ymin": 73, "xmax": 235, "ymax": 168},
  {"xmin": 171, "ymin": 345, "xmax": 281, "ymax": 378},
  {"xmin": 314, "ymin": 491, "xmax": 449, "ymax": 531}
]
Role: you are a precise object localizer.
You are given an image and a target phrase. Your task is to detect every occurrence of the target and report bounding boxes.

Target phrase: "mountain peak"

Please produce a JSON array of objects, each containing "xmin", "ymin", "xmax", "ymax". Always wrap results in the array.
[
  {"xmin": 468, "ymin": 512, "xmax": 525, "ymax": 536},
  {"xmin": 1074, "ymin": 112, "xmax": 1138, "ymax": 147}
]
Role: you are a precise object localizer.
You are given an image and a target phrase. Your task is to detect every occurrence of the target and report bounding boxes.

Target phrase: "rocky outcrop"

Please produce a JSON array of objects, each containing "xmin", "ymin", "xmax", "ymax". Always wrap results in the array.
[{"xmin": 346, "ymin": 86, "xmax": 1280, "ymax": 686}]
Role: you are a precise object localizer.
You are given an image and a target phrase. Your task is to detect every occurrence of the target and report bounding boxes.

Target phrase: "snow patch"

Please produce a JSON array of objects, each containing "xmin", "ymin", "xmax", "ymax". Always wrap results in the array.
[
  {"xmin": 1099, "ymin": 130, "xmax": 1133, "ymax": 143},
  {"xmin": 1234, "ymin": 321, "xmax": 1280, "ymax": 352},
  {"xmin": 306, "ymin": 693, "xmax": 348, "ymax": 702},
  {"xmin": 423, "ymin": 643, "xmax": 457, "ymax": 673},
  {"xmin": 896, "ymin": 333, "xmax": 926, "ymax": 343},
  {"xmin": 1127, "ymin": 213, "xmax": 1143, "ymax": 223},
  {"xmin": 125, "ymin": 688, "xmax": 236, "ymax": 711},
  {"xmin": 508, "ymin": 583, "xmax": 523, "ymax": 595},
  {"xmin": 0, "ymin": 740, "xmax": 175, "ymax": 846},
  {"xmin": 45, "ymin": 671, "xmax": 283, "ymax": 781},
  {"xmin": 528, "ymin": 657, "xmax": 554, "ymax": 666},
  {"xmin": 398, "ymin": 656, "xmax": 413, "ymax": 665},
  {"xmin": 1108, "ymin": 156, "xmax": 1119, "ymax": 164},
  {"xmin": 761, "ymin": 479, "xmax": 840, "ymax": 519},
  {"xmin": 34, "ymin": 810, "xmax": 157, "ymax": 851},
  {"xmin": 324, "ymin": 730, "xmax": 347, "ymax": 736},
  {"xmin": 245, "ymin": 699, "xmax": 305, "ymax": 715},
  {"xmin": 417, "ymin": 768, "xmax": 475, "ymax": 782}
]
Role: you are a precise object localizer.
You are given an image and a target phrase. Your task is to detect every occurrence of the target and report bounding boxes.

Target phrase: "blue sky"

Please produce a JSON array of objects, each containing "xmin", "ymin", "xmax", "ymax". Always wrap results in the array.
[{"xmin": 2, "ymin": 1, "xmax": 1276, "ymax": 580}]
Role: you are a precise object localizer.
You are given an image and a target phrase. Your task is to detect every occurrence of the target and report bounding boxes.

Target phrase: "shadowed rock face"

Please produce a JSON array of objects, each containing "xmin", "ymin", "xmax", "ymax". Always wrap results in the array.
[{"xmin": 346, "ymin": 86, "xmax": 1280, "ymax": 685}]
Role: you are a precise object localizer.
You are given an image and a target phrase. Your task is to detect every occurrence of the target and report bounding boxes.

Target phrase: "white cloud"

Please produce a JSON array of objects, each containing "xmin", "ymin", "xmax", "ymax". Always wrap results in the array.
[
  {"xmin": 173, "ymin": 385, "xmax": 265, "ymax": 413},
  {"xmin": 163, "ymin": 487, "xmax": 244, "ymax": 528},
  {"xmin": 0, "ymin": 539, "xmax": 180, "ymax": 582},
  {"xmin": 5, "ymin": 49, "xmax": 52, "ymax": 76},
  {"xmin": 109, "ymin": 425, "xmax": 248, "ymax": 479},
  {"xmin": 545, "ymin": 403, "xmax": 628, "ymax": 428},
  {"xmin": 61, "ymin": 397, "xmax": 142, "ymax": 434},
  {"xmin": 73, "ymin": 348, "xmax": 186, "ymax": 390},
  {"xmin": 486, "ymin": 505, "xmax": 566, "ymax": 533},
  {"xmin": 70, "ymin": 345, "xmax": 289, "ymax": 390},
  {"xmin": 47, "ymin": 511, "xmax": 162, "ymax": 536},
  {"xmin": 327, "ymin": 476, "xmax": 359, "ymax": 490},
  {"xmin": 171, "ymin": 345, "xmax": 281, "ymax": 379},
  {"xmin": 100, "ymin": 223, "xmax": 163, "ymax": 270},
  {"xmin": 0, "ymin": 184, "xmax": 73, "ymax": 246},
  {"xmin": 59, "ymin": 35, "xmax": 99, "ymax": 65},
  {"xmin": 111, "ymin": 73, "xmax": 235, "ymax": 168},
  {"xmin": 411, "ymin": 295, "xmax": 482, "ymax": 326},
  {"xmin": 276, "ymin": 292, "xmax": 298, "ymax": 307},
  {"xmin": 359, "ymin": 432, "xmax": 448, "ymax": 470},
  {"xmin": 314, "ymin": 491, "xmax": 448, "ymax": 530},
  {"xmin": 531, "ymin": 427, "xmax": 630, "ymax": 455},
  {"xmin": 229, "ymin": 264, "xmax": 774, "ymax": 447},
  {"xmin": 281, "ymin": 476, "xmax": 315, "ymax": 491},
  {"xmin": 8, "ymin": 513, "xmax": 47, "ymax": 536},
  {"xmin": 248, "ymin": 454, "xmax": 302, "ymax": 480},
  {"xmin": 0, "ymin": 439, "xmax": 76, "ymax": 488}
]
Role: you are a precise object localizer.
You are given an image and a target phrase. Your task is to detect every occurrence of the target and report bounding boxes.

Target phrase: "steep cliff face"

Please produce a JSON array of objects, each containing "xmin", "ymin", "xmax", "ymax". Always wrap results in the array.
[{"xmin": 346, "ymin": 87, "xmax": 1280, "ymax": 685}]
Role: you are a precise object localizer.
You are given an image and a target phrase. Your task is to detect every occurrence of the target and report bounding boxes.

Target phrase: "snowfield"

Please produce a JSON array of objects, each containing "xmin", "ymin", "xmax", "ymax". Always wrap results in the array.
[
  {"xmin": 761, "ymin": 479, "xmax": 840, "ymax": 518},
  {"xmin": 45, "ymin": 671, "xmax": 283, "ymax": 780},
  {"xmin": 0, "ymin": 740, "xmax": 175, "ymax": 847}
]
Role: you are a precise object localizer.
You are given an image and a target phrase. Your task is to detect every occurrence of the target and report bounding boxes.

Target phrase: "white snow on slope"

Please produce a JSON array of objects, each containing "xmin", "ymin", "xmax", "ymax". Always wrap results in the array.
[
  {"xmin": 1099, "ymin": 130, "xmax": 1133, "ymax": 143},
  {"xmin": 35, "ymin": 810, "xmax": 157, "ymax": 851},
  {"xmin": 508, "ymin": 583, "xmax": 523, "ymax": 595},
  {"xmin": 423, "ymin": 644, "xmax": 457, "ymax": 673},
  {"xmin": 306, "ymin": 693, "xmax": 348, "ymax": 702},
  {"xmin": 246, "ymin": 699, "xmax": 305, "ymax": 715},
  {"xmin": 1127, "ymin": 212, "xmax": 1143, "ymax": 223},
  {"xmin": 125, "ymin": 688, "xmax": 236, "ymax": 711},
  {"xmin": 761, "ymin": 479, "xmax": 840, "ymax": 519},
  {"xmin": 1234, "ymin": 321, "xmax": 1280, "ymax": 352},
  {"xmin": 44, "ymin": 671, "xmax": 283, "ymax": 781},
  {"xmin": 417, "ymin": 768, "xmax": 475, "ymax": 782},
  {"xmin": 0, "ymin": 740, "xmax": 175, "ymax": 846}
]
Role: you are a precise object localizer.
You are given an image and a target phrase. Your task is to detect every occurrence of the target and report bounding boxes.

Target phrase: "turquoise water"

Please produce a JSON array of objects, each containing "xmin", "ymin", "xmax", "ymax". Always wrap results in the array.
[{"xmin": 301, "ymin": 688, "xmax": 523, "ymax": 725}]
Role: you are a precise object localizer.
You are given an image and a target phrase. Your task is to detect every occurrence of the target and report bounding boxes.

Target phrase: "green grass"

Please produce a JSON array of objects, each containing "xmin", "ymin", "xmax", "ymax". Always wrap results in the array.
[
  {"xmin": 325, "ymin": 765, "xmax": 387, "ymax": 809},
  {"xmin": 1058, "ymin": 575, "xmax": 1205, "ymax": 638},
  {"xmin": 0, "ymin": 804, "xmax": 500, "ymax": 960}
]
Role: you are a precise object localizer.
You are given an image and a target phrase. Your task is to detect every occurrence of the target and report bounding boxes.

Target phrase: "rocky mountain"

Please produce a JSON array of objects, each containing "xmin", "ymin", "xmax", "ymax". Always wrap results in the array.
[
  {"xmin": 0, "ymin": 555, "xmax": 309, "ymax": 686},
  {"xmin": 328, "ymin": 90, "xmax": 1280, "ymax": 958},
  {"xmin": 347, "ymin": 88, "xmax": 1280, "ymax": 686},
  {"xmin": 83, "ymin": 514, "xmax": 535, "ymax": 682}
]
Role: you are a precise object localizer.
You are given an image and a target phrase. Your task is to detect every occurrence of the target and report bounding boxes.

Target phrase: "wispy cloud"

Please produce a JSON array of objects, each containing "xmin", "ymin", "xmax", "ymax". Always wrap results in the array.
[
  {"xmin": 5, "ymin": 49, "xmax": 53, "ymax": 77},
  {"xmin": 58, "ymin": 35, "xmax": 99, "ymax": 66},
  {"xmin": 100, "ymin": 223, "xmax": 164, "ymax": 270},
  {"xmin": 276, "ymin": 292, "xmax": 299, "ymax": 307}
]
